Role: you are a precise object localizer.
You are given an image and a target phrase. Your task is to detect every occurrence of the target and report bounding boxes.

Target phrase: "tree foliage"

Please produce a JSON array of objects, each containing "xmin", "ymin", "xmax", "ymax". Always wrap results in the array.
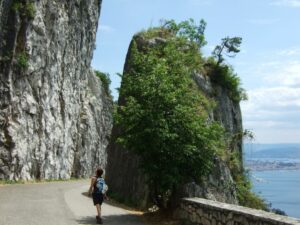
[
  {"xmin": 225, "ymin": 150, "xmax": 269, "ymax": 210},
  {"xmin": 234, "ymin": 171, "xmax": 269, "ymax": 210},
  {"xmin": 115, "ymin": 20, "xmax": 251, "ymax": 208},
  {"xmin": 16, "ymin": 52, "xmax": 28, "ymax": 69},
  {"xmin": 212, "ymin": 37, "xmax": 242, "ymax": 64},
  {"xmin": 205, "ymin": 57, "xmax": 247, "ymax": 102},
  {"xmin": 12, "ymin": 0, "xmax": 36, "ymax": 19},
  {"xmin": 95, "ymin": 70, "xmax": 111, "ymax": 95},
  {"xmin": 115, "ymin": 37, "xmax": 224, "ymax": 207},
  {"xmin": 162, "ymin": 18, "xmax": 207, "ymax": 49}
]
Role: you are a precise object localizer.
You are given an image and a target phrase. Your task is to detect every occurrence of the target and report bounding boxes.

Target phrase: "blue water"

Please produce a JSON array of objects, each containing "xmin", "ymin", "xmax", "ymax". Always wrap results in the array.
[
  {"xmin": 244, "ymin": 144, "xmax": 300, "ymax": 219},
  {"xmin": 251, "ymin": 170, "xmax": 300, "ymax": 219}
]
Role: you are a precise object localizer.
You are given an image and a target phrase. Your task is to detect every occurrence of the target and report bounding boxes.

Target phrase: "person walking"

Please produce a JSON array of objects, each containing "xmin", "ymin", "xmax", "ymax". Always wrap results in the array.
[{"xmin": 88, "ymin": 168, "xmax": 108, "ymax": 224}]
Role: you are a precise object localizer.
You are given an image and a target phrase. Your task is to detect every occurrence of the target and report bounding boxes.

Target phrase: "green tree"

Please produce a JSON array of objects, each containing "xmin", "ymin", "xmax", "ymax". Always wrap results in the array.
[
  {"xmin": 115, "ymin": 36, "xmax": 224, "ymax": 207},
  {"xmin": 212, "ymin": 37, "xmax": 242, "ymax": 64},
  {"xmin": 162, "ymin": 18, "xmax": 207, "ymax": 49}
]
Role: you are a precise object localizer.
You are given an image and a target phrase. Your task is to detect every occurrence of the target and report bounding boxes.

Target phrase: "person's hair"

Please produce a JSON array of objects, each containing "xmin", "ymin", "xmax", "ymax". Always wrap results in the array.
[{"xmin": 96, "ymin": 168, "xmax": 103, "ymax": 178}]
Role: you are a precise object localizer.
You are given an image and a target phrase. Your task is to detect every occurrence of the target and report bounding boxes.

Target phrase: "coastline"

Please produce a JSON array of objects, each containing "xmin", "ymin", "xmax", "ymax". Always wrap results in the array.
[{"xmin": 245, "ymin": 160, "xmax": 300, "ymax": 171}]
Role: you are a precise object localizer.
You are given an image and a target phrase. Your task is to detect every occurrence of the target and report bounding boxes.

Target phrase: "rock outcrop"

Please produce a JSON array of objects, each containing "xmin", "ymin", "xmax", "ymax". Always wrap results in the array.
[
  {"xmin": 0, "ymin": 0, "xmax": 113, "ymax": 180},
  {"xmin": 106, "ymin": 35, "xmax": 243, "ymax": 208}
]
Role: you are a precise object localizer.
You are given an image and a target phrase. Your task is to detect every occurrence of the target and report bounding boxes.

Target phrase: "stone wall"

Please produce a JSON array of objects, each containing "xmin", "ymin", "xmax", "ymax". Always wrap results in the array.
[{"xmin": 178, "ymin": 198, "xmax": 300, "ymax": 225}]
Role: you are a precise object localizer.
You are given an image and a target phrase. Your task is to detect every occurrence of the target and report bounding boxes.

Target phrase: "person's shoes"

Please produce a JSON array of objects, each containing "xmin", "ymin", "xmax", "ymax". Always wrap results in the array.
[{"xmin": 96, "ymin": 216, "xmax": 103, "ymax": 224}]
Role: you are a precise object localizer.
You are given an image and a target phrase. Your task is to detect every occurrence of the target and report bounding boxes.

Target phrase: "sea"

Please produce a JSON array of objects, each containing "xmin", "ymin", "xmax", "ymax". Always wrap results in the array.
[{"xmin": 244, "ymin": 143, "xmax": 300, "ymax": 219}]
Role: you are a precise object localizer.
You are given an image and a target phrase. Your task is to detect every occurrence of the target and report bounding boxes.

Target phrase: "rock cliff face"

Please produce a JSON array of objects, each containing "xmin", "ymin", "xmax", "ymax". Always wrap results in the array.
[
  {"xmin": 0, "ymin": 0, "xmax": 113, "ymax": 180},
  {"xmin": 106, "ymin": 35, "xmax": 243, "ymax": 208}
]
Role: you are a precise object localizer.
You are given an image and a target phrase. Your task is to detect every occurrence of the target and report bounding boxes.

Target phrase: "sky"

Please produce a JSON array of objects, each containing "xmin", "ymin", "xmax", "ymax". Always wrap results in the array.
[{"xmin": 91, "ymin": 0, "xmax": 300, "ymax": 144}]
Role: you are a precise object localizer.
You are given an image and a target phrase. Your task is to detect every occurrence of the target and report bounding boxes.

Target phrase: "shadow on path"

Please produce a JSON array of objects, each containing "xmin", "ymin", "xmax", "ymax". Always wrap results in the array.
[
  {"xmin": 76, "ymin": 214, "xmax": 145, "ymax": 225},
  {"xmin": 76, "ymin": 216, "xmax": 95, "ymax": 224},
  {"xmin": 78, "ymin": 191, "xmax": 145, "ymax": 225},
  {"xmin": 81, "ymin": 191, "xmax": 143, "ymax": 214},
  {"xmin": 82, "ymin": 192, "xmax": 91, "ymax": 198}
]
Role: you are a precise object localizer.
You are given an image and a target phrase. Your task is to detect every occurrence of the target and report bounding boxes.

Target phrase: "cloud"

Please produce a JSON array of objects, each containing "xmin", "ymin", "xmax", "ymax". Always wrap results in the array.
[
  {"xmin": 246, "ymin": 128, "xmax": 300, "ymax": 143},
  {"xmin": 99, "ymin": 25, "xmax": 115, "ymax": 33},
  {"xmin": 270, "ymin": 0, "xmax": 300, "ymax": 7},
  {"xmin": 279, "ymin": 63, "xmax": 300, "ymax": 87},
  {"xmin": 243, "ymin": 87, "xmax": 300, "ymax": 111},
  {"xmin": 249, "ymin": 48, "xmax": 300, "ymax": 87},
  {"xmin": 277, "ymin": 47, "xmax": 300, "ymax": 56},
  {"xmin": 247, "ymin": 19, "xmax": 279, "ymax": 25},
  {"xmin": 263, "ymin": 60, "xmax": 300, "ymax": 87},
  {"xmin": 241, "ymin": 52, "xmax": 300, "ymax": 142},
  {"xmin": 241, "ymin": 86, "xmax": 300, "ymax": 132}
]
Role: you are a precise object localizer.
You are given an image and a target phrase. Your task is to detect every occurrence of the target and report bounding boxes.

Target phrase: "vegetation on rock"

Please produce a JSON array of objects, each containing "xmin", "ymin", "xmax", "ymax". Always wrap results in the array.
[
  {"xmin": 230, "ymin": 161, "xmax": 269, "ymax": 210},
  {"xmin": 95, "ymin": 70, "xmax": 111, "ymax": 95},
  {"xmin": 12, "ymin": 0, "xmax": 36, "ymax": 19},
  {"xmin": 205, "ymin": 58, "xmax": 248, "ymax": 102},
  {"xmin": 115, "ymin": 35, "xmax": 224, "ymax": 207},
  {"xmin": 139, "ymin": 19, "xmax": 246, "ymax": 103},
  {"xmin": 224, "ymin": 131, "xmax": 269, "ymax": 210},
  {"xmin": 212, "ymin": 36, "xmax": 242, "ymax": 65},
  {"xmin": 16, "ymin": 51, "xmax": 28, "ymax": 69},
  {"xmin": 115, "ymin": 19, "xmax": 264, "ymax": 210},
  {"xmin": 161, "ymin": 18, "xmax": 207, "ymax": 49}
]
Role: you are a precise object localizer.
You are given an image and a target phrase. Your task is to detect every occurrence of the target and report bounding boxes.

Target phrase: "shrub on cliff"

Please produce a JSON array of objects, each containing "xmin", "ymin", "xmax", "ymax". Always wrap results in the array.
[
  {"xmin": 16, "ymin": 52, "xmax": 29, "ymax": 69},
  {"xmin": 95, "ymin": 70, "xmax": 111, "ymax": 95},
  {"xmin": 139, "ymin": 19, "xmax": 247, "ymax": 103},
  {"xmin": 12, "ymin": 1, "xmax": 36, "ymax": 19},
  {"xmin": 234, "ymin": 171, "xmax": 269, "ymax": 210},
  {"xmin": 205, "ymin": 58, "xmax": 248, "ymax": 102},
  {"xmin": 227, "ymin": 150, "xmax": 269, "ymax": 210}
]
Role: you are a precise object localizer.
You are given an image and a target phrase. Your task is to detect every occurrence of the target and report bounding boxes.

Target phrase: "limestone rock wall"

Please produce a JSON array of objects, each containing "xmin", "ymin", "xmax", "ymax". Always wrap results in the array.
[
  {"xmin": 106, "ymin": 37, "xmax": 150, "ymax": 208},
  {"xmin": 0, "ymin": 0, "xmax": 113, "ymax": 180},
  {"xmin": 194, "ymin": 72, "xmax": 243, "ymax": 158},
  {"xmin": 182, "ymin": 72, "xmax": 243, "ymax": 205},
  {"xmin": 179, "ymin": 158, "xmax": 237, "ymax": 205},
  {"xmin": 106, "ymin": 130, "xmax": 150, "ymax": 207}
]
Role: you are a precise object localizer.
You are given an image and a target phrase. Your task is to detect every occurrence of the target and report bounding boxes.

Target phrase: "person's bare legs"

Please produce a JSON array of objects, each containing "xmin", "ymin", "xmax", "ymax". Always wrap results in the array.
[
  {"xmin": 96, "ymin": 204, "xmax": 101, "ymax": 217},
  {"xmin": 95, "ymin": 204, "xmax": 102, "ymax": 224}
]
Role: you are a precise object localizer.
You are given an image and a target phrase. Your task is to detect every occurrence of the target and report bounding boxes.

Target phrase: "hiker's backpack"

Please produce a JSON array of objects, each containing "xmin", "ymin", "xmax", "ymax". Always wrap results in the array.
[{"xmin": 96, "ymin": 177, "xmax": 108, "ymax": 194}]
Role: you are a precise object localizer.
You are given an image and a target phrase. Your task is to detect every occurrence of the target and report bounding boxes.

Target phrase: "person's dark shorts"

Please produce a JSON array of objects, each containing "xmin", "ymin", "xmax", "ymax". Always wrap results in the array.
[{"xmin": 92, "ymin": 192, "xmax": 104, "ymax": 205}]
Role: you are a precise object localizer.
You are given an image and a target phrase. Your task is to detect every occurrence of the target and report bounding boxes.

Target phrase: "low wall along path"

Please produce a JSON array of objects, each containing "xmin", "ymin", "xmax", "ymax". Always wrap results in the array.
[{"xmin": 178, "ymin": 198, "xmax": 300, "ymax": 225}]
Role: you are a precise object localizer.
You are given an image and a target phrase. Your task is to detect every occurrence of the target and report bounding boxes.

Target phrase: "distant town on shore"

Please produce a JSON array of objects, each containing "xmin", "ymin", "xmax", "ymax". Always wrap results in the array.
[
  {"xmin": 245, "ymin": 160, "xmax": 300, "ymax": 171},
  {"xmin": 244, "ymin": 143, "xmax": 300, "ymax": 171}
]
